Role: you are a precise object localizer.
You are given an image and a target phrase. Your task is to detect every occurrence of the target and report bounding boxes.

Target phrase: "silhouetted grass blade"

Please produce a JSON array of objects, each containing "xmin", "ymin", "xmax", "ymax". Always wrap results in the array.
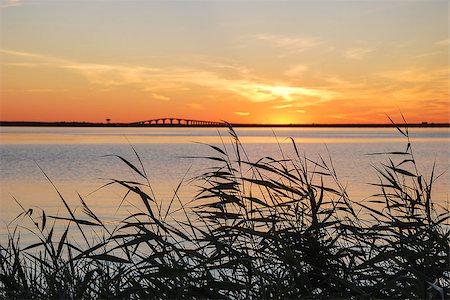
[{"xmin": 104, "ymin": 154, "xmax": 147, "ymax": 179}]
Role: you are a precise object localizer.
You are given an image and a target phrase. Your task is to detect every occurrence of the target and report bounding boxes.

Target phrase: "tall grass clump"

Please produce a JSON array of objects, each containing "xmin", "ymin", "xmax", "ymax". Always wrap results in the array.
[
  {"xmin": 191, "ymin": 126, "xmax": 366, "ymax": 298},
  {"xmin": 0, "ymin": 120, "xmax": 448, "ymax": 299},
  {"xmin": 353, "ymin": 119, "xmax": 450, "ymax": 299}
]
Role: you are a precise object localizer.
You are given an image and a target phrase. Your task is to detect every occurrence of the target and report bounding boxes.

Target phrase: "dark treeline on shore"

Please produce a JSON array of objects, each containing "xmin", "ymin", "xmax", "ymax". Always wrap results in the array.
[{"xmin": 1, "ymin": 121, "xmax": 449, "ymax": 128}]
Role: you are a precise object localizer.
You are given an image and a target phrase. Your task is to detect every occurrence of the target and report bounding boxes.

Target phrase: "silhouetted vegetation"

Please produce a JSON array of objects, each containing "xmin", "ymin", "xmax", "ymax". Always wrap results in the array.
[{"xmin": 1, "ymin": 122, "xmax": 449, "ymax": 299}]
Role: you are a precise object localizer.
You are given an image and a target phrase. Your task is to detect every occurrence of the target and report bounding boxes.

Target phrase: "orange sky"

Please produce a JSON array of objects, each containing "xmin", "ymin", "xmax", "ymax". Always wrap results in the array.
[{"xmin": 0, "ymin": 1, "xmax": 448, "ymax": 124}]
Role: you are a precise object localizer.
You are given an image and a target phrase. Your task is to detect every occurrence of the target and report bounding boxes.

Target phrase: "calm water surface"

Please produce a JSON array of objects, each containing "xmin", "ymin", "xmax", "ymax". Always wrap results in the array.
[{"xmin": 1, "ymin": 126, "xmax": 449, "ymax": 243}]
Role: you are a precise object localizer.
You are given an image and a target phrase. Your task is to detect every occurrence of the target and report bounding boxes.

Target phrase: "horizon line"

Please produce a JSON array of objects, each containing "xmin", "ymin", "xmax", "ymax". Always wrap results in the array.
[{"xmin": 1, "ymin": 120, "xmax": 449, "ymax": 128}]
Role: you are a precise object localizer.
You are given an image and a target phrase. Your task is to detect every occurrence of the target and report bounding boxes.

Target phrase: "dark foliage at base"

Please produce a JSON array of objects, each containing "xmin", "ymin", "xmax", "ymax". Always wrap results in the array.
[{"xmin": 1, "ymin": 123, "xmax": 449, "ymax": 299}]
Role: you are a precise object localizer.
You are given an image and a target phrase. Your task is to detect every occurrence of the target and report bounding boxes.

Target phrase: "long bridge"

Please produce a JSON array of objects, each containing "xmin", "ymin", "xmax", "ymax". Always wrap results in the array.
[{"xmin": 130, "ymin": 118, "xmax": 226, "ymax": 126}]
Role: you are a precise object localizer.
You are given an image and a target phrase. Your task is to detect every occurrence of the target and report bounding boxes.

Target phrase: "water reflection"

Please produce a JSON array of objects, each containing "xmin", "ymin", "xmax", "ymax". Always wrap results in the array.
[
  {"xmin": 1, "ymin": 127, "xmax": 449, "ymax": 144},
  {"xmin": 1, "ymin": 127, "xmax": 449, "ymax": 244}
]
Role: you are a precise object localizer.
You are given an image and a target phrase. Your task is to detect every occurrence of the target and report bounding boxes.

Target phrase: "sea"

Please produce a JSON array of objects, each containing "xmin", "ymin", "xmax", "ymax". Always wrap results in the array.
[{"xmin": 0, "ymin": 126, "xmax": 449, "ymax": 244}]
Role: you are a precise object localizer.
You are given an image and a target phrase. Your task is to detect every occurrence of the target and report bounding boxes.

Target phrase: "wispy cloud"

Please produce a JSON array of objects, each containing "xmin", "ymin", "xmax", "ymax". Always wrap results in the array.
[
  {"xmin": 65, "ymin": 63, "xmax": 162, "ymax": 87},
  {"xmin": 23, "ymin": 88, "xmax": 62, "ymax": 93},
  {"xmin": 225, "ymin": 83, "xmax": 336, "ymax": 103},
  {"xmin": 292, "ymin": 98, "xmax": 335, "ymax": 108},
  {"xmin": 1, "ymin": 48, "xmax": 337, "ymax": 106},
  {"xmin": 345, "ymin": 47, "xmax": 373, "ymax": 60},
  {"xmin": 255, "ymin": 34, "xmax": 320, "ymax": 49},
  {"xmin": 0, "ymin": 0, "xmax": 23, "ymax": 9},
  {"xmin": 151, "ymin": 93, "xmax": 171, "ymax": 101},
  {"xmin": 325, "ymin": 76, "xmax": 365, "ymax": 89},
  {"xmin": 376, "ymin": 67, "xmax": 448, "ymax": 83},
  {"xmin": 189, "ymin": 103, "xmax": 205, "ymax": 110},
  {"xmin": 234, "ymin": 112, "xmax": 250, "ymax": 116},
  {"xmin": 212, "ymin": 63, "xmax": 251, "ymax": 76},
  {"xmin": 273, "ymin": 104, "xmax": 292, "ymax": 109},
  {"xmin": 6, "ymin": 62, "xmax": 43, "ymax": 67},
  {"xmin": 414, "ymin": 51, "xmax": 442, "ymax": 58},
  {"xmin": 284, "ymin": 65, "xmax": 309, "ymax": 77},
  {"xmin": 435, "ymin": 39, "xmax": 450, "ymax": 46},
  {"xmin": 1, "ymin": 49, "xmax": 59, "ymax": 61},
  {"xmin": 253, "ymin": 34, "xmax": 322, "ymax": 56}
]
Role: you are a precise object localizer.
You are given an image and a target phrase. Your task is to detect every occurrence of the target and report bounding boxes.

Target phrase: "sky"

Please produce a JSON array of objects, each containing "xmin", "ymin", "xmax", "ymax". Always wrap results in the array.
[{"xmin": 0, "ymin": 0, "xmax": 448, "ymax": 124}]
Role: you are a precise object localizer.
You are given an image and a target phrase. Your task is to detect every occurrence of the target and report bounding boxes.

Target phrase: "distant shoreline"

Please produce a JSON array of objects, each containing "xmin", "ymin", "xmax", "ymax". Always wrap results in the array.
[{"xmin": 1, "ymin": 121, "xmax": 449, "ymax": 128}]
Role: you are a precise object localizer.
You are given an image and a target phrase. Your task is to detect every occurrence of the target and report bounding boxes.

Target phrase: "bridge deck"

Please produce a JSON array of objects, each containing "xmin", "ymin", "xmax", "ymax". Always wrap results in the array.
[{"xmin": 130, "ymin": 118, "xmax": 226, "ymax": 126}]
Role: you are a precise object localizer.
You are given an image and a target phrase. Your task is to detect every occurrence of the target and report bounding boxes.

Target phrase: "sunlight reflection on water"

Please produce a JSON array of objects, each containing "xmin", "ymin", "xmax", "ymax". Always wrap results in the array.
[{"xmin": 1, "ymin": 127, "xmax": 449, "ymax": 243}]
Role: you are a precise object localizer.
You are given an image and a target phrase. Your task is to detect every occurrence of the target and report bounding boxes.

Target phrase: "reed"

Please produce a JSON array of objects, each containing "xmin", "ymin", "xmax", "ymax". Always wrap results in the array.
[{"xmin": 0, "ymin": 121, "xmax": 448, "ymax": 299}]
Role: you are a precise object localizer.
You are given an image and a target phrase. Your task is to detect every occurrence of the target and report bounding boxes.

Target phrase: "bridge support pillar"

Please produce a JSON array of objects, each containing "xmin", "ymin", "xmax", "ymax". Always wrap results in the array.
[{"xmin": 136, "ymin": 118, "xmax": 223, "ymax": 126}]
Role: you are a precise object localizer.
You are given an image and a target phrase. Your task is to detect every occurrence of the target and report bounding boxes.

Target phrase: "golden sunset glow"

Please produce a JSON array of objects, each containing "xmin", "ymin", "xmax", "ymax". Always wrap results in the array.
[{"xmin": 0, "ymin": 1, "xmax": 448, "ymax": 124}]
